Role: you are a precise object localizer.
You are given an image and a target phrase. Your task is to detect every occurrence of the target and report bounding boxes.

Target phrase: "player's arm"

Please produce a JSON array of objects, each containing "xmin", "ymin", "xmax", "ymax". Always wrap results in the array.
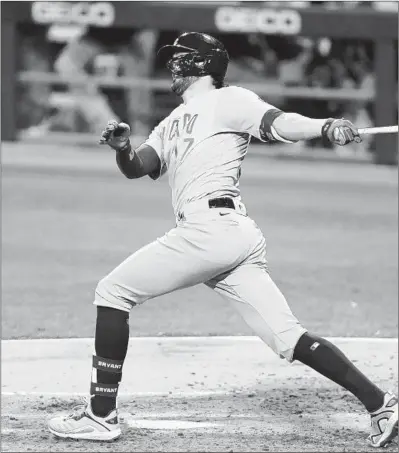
[
  {"xmin": 270, "ymin": 112, "xmax": 361, "ymax": 145},
  {"xmin": 115, "ymin": 143, "xmax": 160, "ymax": 179},
  {"xmin": 99, "ymin": 120, "xmax": 161, "ymax": 179},
  {"xmin": 225, "ymin": 87, "xmax": 361, "ymax": 146}
]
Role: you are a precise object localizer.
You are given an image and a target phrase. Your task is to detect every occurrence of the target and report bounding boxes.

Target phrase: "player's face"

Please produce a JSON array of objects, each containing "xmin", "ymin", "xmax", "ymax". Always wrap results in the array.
[{"xmin": 168, "ymin": 52, "xmax": 199, "ymax": 96}]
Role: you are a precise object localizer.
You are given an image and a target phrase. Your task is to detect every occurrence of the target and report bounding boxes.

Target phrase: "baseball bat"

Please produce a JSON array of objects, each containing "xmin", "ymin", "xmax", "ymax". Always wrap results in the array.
[{"xmin": 358, "ymin": 125, "xmax": 398, "ymax": 135}]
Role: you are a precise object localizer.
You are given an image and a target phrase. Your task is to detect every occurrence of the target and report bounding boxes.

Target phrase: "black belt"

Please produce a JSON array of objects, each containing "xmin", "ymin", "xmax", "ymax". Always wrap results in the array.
[
  {"xmin": 208, "ymin": 197, "xmax": 235, "ymax": 210},
  {"xmin": 177, "ymin": 197, "xmax": 236, "ymax": 222}
]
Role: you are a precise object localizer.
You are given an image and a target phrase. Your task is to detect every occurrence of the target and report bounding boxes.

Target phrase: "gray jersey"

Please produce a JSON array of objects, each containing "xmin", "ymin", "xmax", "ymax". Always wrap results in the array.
[{"xmin": 144, "ymin": 86, "xmax": 289, "ymax": 216}]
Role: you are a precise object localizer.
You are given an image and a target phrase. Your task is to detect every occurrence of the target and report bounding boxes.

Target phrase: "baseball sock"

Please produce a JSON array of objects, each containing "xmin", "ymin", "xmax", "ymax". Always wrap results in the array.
[
  {"xmin": 90, "ymin": 306, "xmax": 130, "ymax": 417},
  {"xmin": 293, "ymin": 332, "xmax": 385, "ymax": 413}
]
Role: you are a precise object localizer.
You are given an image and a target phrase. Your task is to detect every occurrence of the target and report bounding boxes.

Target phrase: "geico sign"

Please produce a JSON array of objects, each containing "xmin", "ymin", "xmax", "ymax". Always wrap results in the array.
[
  {"xmin": 215, "ymin": 7, "xmax": 301, "ymax": 35},
  {"xmin": 31, "ymin": 2, "xmax": 115, "ymax": 27}
]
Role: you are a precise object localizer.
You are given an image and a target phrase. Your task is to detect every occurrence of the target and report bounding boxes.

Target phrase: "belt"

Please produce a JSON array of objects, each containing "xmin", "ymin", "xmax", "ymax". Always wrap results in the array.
[
  {"xmin": 209, "ymin": 197, "xmax": 236, "ymax": 210},
  {"xmin": 177, "ymin": 197, "xmax": 246, "ymax": 221}
]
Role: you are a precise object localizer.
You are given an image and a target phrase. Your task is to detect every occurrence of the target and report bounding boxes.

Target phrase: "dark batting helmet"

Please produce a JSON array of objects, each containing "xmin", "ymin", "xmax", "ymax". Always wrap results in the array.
[{"xmin": 157, "ymin": 32, "xmax": 229, "ymax": 81}]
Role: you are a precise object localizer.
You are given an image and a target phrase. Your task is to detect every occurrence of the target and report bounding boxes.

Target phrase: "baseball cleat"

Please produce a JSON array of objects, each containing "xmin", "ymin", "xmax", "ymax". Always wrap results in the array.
[
  {"xmin": 48, "ymin": 399, "xmax": 121, "ymax": 441},
  {"xmin": 368, "ymin": 392, "xmax": 398, "ymax": 448}
]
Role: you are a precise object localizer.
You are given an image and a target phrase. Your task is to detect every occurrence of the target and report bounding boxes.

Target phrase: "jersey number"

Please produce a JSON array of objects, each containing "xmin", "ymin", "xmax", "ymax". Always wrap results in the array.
[{"xmin": 174, "ymin": 138, "xmax": 194, "ymax": 158}]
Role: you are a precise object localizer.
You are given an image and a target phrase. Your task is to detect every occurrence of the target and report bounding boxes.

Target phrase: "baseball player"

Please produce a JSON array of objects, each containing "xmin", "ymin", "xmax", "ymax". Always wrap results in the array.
[{"xmin": 48, "ymin": 33, "xmax": 398, "ymax": 448}]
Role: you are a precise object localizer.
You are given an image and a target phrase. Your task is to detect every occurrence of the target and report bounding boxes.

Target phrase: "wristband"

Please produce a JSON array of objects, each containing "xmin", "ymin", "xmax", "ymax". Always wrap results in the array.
[
  {"xmin": 118, "ymin": 140, "xmax": 131, "ymax": 153},
  {"xmin": 321, "ymin": 118, "xmax": 335, "ymax": 144}
]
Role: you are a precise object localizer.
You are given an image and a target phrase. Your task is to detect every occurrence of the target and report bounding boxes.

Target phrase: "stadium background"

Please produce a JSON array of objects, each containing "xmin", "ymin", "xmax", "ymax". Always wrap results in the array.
[
  {"xmin": 2, "ymin": 0, "xmax": 398, "ymax": 339},
  {"xmin": 1, "ymin": 2, "xmax": 398, "ymax": 452}
]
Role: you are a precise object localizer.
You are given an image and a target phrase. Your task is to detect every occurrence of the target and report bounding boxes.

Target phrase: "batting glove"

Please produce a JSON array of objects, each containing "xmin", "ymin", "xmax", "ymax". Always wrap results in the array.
[
  {"xmin": 99, "ymin": 120, "xmax": 131, "ymax": 151},
  {"xmin": 322, "ymin": 118, "xmax": 362, "ymax": 146}
]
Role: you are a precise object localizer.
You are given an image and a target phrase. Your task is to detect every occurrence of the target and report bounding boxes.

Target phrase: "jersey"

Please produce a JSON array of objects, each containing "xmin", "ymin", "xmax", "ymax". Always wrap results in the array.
[{"xmin": 144, "ymin": 86, "xmax": 291, "ymax": 217}]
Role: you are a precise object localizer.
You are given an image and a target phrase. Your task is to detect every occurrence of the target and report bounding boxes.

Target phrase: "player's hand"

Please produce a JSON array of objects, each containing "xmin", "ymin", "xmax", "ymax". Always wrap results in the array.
[
  {"xmin": 99, "ymin": 120, "xmax": 131, "ymax": 151},
  {"xmin": 322, "ymin": 118, "xmax": 362, "ymax": 146}
]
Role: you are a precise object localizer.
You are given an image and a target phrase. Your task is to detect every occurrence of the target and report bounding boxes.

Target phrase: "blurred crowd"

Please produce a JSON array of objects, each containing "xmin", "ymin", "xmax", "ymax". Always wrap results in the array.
[{"xmin": 18, "ymin": 1, "xmax": 397, "ymax": 152}]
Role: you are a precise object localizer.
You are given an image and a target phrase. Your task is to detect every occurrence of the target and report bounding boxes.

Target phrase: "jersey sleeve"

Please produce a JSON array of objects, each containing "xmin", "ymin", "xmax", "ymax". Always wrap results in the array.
[
  {"xmin": 222, "ymin": 87, "xmax": 294, "ymax": 144},
  {"xmin": 142, "ymin": 120, "xmax": 168, "ymax": 180}
]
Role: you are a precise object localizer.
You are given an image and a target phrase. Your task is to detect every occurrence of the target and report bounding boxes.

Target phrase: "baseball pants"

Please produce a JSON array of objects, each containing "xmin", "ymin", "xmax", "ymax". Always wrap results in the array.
[{"xmin": 94, "ymin": 201, "xmax": 307, "ymax": 361}]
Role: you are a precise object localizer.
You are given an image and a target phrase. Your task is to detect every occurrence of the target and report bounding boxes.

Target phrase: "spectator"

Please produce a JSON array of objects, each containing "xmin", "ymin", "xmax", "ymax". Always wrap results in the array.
[
  {"xmin": 17, "ymin": 24, "xmax": 52, "ymax": 132},
  {"xmin": 23, "ymin": 26, "xmax": 159, "ymax": 138}
]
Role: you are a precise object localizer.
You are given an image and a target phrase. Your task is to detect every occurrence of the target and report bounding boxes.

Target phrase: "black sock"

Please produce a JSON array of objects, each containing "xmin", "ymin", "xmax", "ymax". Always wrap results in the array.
[
  {"xmin": 91, "ymin": 306, "xmax": 130, "ymax": 417},
  {"xmin": 293, "ymin": 332, "xmax": 385, "ymax": 413}
]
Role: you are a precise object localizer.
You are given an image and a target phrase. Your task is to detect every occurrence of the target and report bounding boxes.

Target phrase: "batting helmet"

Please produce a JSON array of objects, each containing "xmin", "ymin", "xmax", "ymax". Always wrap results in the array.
[{"xmin": 157, "ymin": 32, "xmax": 229, "ymax": 80}]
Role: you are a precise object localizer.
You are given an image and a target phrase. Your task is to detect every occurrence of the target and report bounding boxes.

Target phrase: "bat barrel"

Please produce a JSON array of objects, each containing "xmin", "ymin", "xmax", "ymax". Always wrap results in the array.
[{"xmin": 358, "ymin": 126, "xmax": 399, "ymax": 135}]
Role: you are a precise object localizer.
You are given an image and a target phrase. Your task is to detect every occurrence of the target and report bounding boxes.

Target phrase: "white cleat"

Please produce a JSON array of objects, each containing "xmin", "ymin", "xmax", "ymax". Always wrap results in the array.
[
  {"xmin": 368, "ymin": 392, "xmax": 398, "ymax": 448},
  {"xmin": 48, "ymin": 399, "xmax": 121, "ymax": 441}
]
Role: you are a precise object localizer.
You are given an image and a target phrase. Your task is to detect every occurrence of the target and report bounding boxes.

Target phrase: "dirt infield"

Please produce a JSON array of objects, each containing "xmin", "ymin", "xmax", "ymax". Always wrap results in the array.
[
  {"xmin": 2, "ymin": 386, "xmax": 398, "ymax": 452},
  {"xmin": 1, "ymin": 390, "xmax": 390, "ymax": 453},
  {"xmin": 2, "ymin": 337, "xmax": 398, "ymax": 452}
]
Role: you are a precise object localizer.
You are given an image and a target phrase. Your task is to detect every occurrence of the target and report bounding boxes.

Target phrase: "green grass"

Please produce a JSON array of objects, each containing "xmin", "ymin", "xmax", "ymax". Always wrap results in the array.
[{"xmin": 2, "ymin": 143, "xmax": 398, "ymax": 339}]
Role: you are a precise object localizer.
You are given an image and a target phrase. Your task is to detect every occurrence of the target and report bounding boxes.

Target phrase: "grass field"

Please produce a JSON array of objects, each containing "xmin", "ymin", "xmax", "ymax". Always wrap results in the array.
[
  {"xmin": 2, "ymin": 142, "xmax": 398, "ymax": 339},
  {"xmin": 1, "ymin": 141, "xmax": 398, "ymax": 452}
]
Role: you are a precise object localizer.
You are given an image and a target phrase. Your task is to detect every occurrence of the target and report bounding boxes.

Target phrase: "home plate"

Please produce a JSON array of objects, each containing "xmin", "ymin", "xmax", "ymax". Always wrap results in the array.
[{"xmin": 125, "ymin": 419, "xmax": 221, "ymax": 430}]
